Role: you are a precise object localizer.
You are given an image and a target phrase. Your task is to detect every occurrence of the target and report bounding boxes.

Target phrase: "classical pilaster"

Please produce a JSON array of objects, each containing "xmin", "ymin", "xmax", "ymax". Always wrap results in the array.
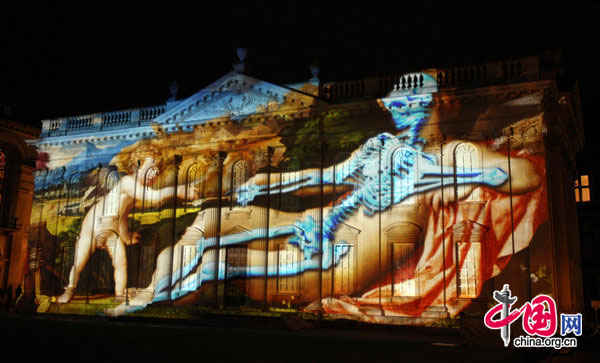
[{"xmin": 165, "ymin": 155, "xmax": 182, "ymax": 304}]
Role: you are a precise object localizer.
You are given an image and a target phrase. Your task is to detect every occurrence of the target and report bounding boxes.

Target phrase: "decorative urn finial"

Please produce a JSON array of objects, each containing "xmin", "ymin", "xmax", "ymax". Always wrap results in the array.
[
  {"xmin": 168, "ymin": 81, "xmax": 179, "ymax": 101},
  {"xmin": 233, "ymin": 48, "xmax": 249, "ymax": 73},
  {"xmin": 309, "ymin": 62, "xmax": 321, "ymax": 81}
]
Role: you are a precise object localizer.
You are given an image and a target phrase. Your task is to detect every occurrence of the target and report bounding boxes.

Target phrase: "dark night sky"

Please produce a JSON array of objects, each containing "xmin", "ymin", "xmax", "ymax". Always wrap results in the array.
[{"xmin": 1, "ymin": 2, "xmax": 598, "ymax": 142}]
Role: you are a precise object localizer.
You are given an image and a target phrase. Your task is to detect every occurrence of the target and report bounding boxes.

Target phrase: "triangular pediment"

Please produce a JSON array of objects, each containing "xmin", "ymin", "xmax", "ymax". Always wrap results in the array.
[
  {"xmin": 223, "ymin": 224, "xmax": 252, "ymax": 236},
  {"xmin": 385, "ymin": 222, "xmax": 422, "ymax": 235},
  {"xmin": 220, "ymin": 224, "xmax": 253, "ymax": 244},
  {"xmin": 337, "ymin": 223, "xmax": 361, "ymax": 235},
  {"xmin": 451, "ymin": 220, "xmax": 489, "ymax": 237},
  {"xmin": 153, "ymin": 72, "xmax": 324, "ymax": 126}
]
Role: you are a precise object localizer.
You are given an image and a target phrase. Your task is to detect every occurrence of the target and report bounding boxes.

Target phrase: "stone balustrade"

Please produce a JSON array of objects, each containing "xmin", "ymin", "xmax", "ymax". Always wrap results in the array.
[
  {"xmin": 41, "ymin": 104, "xmax": 165, "ymax": 137},
  {"xmin": 66, "ymin": 115, "xmax": 94, "ymax": 130},
  {"xmin": 436, "ymin": 59, "xmax": 529, "ymax": 88},
  {"xmin": 324, "ymin": 56, "xmax": 539, "ymax": 101},
  {"xmin": 323, "ymin": 79, "xmax": 366, "ymax": 99},
  {"xmin": 101, "ymin": 110, "xmax": 131, "ymax": 127},
  {"xmin": 140, "ymin": 105, "xmax": 165, "ymax": 122}
]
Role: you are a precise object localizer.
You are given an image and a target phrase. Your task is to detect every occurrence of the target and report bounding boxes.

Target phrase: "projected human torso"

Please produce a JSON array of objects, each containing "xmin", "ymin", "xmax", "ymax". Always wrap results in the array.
[
  {"xmin": 107, "ymin": 89, "xmax": 543, "ymax": 317},
  {"xmin": 58, "ymin": 155, "xmax": 199, "ymax": 304}
]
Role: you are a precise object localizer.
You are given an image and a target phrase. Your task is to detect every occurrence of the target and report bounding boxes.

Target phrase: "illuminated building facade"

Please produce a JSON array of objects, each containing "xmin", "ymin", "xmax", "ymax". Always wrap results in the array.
[{"xmin": 24, "ymin": 52, "xmax": 585, "ymax": 324}]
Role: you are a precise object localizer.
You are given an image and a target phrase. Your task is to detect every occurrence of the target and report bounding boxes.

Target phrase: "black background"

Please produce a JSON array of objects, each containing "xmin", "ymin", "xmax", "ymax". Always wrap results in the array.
[{"xmin": 1, "ymin": 2, "xmax": 598, "ymax": 143}]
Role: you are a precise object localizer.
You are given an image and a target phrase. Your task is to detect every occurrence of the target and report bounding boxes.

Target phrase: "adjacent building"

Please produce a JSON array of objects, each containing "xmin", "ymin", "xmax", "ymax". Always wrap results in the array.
[
  {"xmin": 0, "ymin": 108, "xmax": 38, "ymax": 294},
  {"xmin": 576, "ymin": 143, "xmax": 600, "ymax": 314}
]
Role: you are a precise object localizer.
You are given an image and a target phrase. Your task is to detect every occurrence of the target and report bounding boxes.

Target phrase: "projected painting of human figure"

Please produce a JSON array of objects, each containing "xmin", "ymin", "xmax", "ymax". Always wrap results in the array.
[
  {"xmin": 28, "ymin": 71, "xmax": 549, "ymax": 323},
  {"xmin": 56, "ymin": 145, "xmax": 200, "ymax": 304}
]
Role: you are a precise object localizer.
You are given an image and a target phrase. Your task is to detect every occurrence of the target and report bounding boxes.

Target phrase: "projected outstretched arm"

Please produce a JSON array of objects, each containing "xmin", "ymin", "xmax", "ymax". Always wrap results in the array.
[
  {"xmin": 108, "ymin": 91, "xmax": 531, "ymax": 315},
  {"xmin": 168, "ymin": 97, "xmax": 507, "ymax": 290}
]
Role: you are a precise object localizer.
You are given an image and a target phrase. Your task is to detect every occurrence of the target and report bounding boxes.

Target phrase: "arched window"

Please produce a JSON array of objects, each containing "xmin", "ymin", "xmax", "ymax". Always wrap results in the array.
[
  {"xmin": 231, "ymin": 160, "xmax": 249, "ymax": 208},
  {"xmin": 185, "ymin": 163, "xmax": 204, "ymax": 212},
  {"xmin": 60, "ymin": 174, "xmax": 81, "ymax": 216},
  {"xmin": 142, "ymin": 166, "xmax": 160, "ymax": 213},
  {"xmin": 454, "ymin": 143, "xmax": 481, "ymax": 202},
  {"xmin": 103, "ymin": 171, "xmax": 120, "ymax": 216},
  {"xmin": 391, "ymin": 148, "xmax": 416, "ymax": 204},
  {"xmin": 280, "ymin": 158, "xmax": 301, "ymax": 211},
  {"xmin": 0, "ymin": 148, "xmax": 5, "ymax": 208},
  {"xmin": 69, "ymin": 173, "xmax": 83, "ymax": 200}
]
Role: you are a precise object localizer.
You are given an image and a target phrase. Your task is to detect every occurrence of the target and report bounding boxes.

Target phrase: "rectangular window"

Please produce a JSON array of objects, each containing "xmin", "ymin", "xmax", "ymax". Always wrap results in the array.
[
  {"xmin": 224, "ymin": 245, "xmax": 248, "ymax": 302},
  {"xmin": 181, "ymin": 245, "xmax": 197, "ymax": 291},
  {"xmin": 575, "ymin": 175, "xmax": 591, "ymax": 203},
  {"xmin": 334, "ymin": 244, "xmax": 354, "ymax": 295},
  {"xmin": 277, "ymin": 244, "xmax": 299, "ymax": 293},
  {"xmin": 392, "ymin": 243, "xmax": 416, "ymax": 297},
  {"xmin": 139, "ymin": 246, "xmax": 155, "ymax": 288},
  {"xmin": 457, "ymin": 242, "xmax": 481, "ymax": 298}
]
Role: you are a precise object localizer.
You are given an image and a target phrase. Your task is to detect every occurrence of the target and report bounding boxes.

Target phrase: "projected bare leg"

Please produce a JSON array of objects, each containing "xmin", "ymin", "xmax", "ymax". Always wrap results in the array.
[
  {"xmin": 58, "ymin": 232, "xmax": 96, "ymax": 304},
  {"xmin": 106, "ymin": 237, "xmax": 128, "ymax": 301},
  {"xmin": 105, "ymin": 244, "xmax": 175, "ymax": 316}
]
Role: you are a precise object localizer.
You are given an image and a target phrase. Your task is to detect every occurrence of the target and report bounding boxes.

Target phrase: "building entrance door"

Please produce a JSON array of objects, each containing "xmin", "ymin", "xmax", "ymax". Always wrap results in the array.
[{"xmin": 224, "ymin": 245, "xmax": 248, "ymax": 306}]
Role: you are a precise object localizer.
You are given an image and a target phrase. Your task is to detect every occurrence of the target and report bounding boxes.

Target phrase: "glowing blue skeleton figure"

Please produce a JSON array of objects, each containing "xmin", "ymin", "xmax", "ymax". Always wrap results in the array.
[{"xmin": 147, "ymin": 91, "xmax": 509, "ymax": 303}]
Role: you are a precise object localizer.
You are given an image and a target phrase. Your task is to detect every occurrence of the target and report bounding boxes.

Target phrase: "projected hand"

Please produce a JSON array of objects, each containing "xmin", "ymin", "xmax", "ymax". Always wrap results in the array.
[
  {"xmin": 235, "ymin": 182, "xmax": 261, "ymax": 206},
  {"xmin": 235, "ymin": 174, "xmax": 321, "ymax": 206},
  {"xmin": 416, "ymin": 164, "xmax": 508, "ymax": 191},
  {"xmin": 289, "ymin": 216, "xmax": 320, "ymax": 260}
]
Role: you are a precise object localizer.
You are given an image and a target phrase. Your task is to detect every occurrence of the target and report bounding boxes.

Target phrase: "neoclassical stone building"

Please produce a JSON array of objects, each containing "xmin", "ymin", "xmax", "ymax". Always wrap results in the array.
[
  {"xmin": 0, "ymin": 110, "xmax": 38, "ymax": 294},
  {"xmin": 24, "ymin": 51, "xmax": 584, "ymax": 326}
]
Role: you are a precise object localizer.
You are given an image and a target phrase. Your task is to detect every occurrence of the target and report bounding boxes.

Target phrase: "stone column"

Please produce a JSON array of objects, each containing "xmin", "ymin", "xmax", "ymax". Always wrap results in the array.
[
  {"xmin": 165, "ymin": 155, "xmax": 182, "ymax": 304},
  {"xmin": 204, "ymin": 151, "xmax": 227, "ymax": 307}
]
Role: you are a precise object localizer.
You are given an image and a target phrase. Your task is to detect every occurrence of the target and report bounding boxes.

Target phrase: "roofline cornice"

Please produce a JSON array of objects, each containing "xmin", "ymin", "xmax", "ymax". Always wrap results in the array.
[{"xmin": 31, "ymin": 79, "xmax": 559, "ymax": 149}]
